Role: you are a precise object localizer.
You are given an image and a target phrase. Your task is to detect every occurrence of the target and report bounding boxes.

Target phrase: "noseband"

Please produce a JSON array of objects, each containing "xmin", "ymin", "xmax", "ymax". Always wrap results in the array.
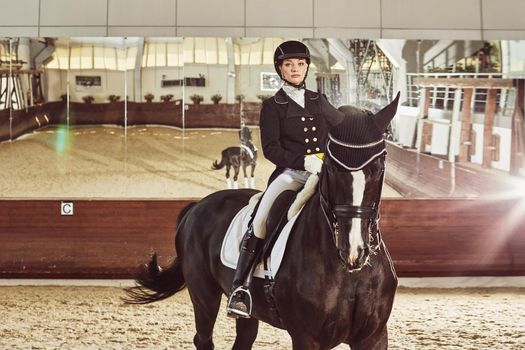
[
  {"xmin": 333, "ymin": 205, "xmax": 378, "ymax": 220},
  {"xmin": 319, "ymin": 168, "xmax": 383, "ymax": 271}
]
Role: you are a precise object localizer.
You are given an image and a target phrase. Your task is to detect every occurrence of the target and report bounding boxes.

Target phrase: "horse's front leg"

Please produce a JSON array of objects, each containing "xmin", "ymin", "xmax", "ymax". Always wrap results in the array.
[
  {"xmin": 232, "ymin": 317, "xmax": 259, "ymax": 350},
  {"xmin": 249, "ymin": 164, "xmax": 256, "ymax": 188},
  {"xmin": 241, "ymin": 164, "xmax": 249, "ymax": 188},
  {"xmin": 226, "ymin": 165, "xmax": 233, "ymax": 189},
  {"xmin": 232, "ymin": 165, "xmax": 240, "ymax": 189},
  {"xmin": 349, "ymin": 326, "xmax": 387, "ymax": 350}
]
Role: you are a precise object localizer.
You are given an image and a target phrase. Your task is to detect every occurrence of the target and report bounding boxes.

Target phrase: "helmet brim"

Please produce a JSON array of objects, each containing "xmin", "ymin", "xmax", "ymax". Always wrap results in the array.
[{"xmin": 275, "ymin": 53, "xmax": 310, "ymax": 62}]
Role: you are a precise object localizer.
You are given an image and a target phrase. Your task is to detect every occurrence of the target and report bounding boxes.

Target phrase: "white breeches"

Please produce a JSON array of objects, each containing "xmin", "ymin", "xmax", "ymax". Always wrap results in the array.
[{"xmin": 252, "ymin": 169, "xmax": 310, "ymax": 239}]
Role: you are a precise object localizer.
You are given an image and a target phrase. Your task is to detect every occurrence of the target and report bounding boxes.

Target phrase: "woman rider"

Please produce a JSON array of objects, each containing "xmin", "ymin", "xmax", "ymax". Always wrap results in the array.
[{"xmin": 227, "ymin": 40, "xmax": 345, "ymax": 318}]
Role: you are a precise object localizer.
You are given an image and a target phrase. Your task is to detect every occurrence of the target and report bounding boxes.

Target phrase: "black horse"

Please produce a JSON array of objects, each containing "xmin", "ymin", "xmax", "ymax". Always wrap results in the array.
[
  {"xmin": 125, "ymin": 95, "xmax": 400, "ymax": 350},
  {"xmin": 212, "ymin": 127, "xmax": 257, "ymax": 189}
]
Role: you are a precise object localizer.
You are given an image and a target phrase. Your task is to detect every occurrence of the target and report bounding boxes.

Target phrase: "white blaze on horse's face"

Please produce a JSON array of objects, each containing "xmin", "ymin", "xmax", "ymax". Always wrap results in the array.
[{"xmin": 349, "ymin": 170, "xmax": 366, "ymax": 265}]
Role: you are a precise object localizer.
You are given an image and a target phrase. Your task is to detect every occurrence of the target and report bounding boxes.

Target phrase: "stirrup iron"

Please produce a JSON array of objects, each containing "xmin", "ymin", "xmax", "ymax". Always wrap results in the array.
[{"xmin": 226, "ymin": 286, "xmax": 253, "ymax": 318}]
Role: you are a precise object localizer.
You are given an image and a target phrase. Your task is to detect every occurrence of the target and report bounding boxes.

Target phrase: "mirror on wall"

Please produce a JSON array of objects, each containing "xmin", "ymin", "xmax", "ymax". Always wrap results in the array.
[
  {"xmin": 0, "ymin": 37, "xmax": 524, "ymax": 200},
  {"xmin": 0, "ymin": 38, "xmax": 12, "ymax": 142},
  {"xmin": 123, "ymin": 37, "xmax": 187, "ymax": 197}
]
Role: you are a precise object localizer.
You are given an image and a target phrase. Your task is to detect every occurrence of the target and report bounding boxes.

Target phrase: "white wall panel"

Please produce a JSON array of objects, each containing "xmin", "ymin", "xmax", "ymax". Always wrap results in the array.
[
  {"xmin": 382, "ymin": 0, "xmax": 481, "ymax": 30},
  {"xmin": 109, "ymin": 27, "xmax": 176, "ymax": 37},
  {"xmin": 39, "ymin": 27, "xmax": 108, "ymax": 37},
  {"xmin": 383, "ymin": 29, "xmax": 482, "ymax": 40},
  {"xmin": 0, "ymin": 27, "xmax": 38, "ymax": 37},
  {"xmin": 178, "ymin": 0, "xmax": 244, "ymax": 26},
  {"xmin": 484, "ymin": 30, "xmax": 525, "ymax": 41},
  {"xmin": 314, "ymin": 28, "xmax": 380, "ymax": 39},
  {"xmin": 0, "ymin": 0, "xmax": 524, "ymax": 39},
  {"xmin": 40, "ymin": 0, "xmax": 107, "ymax": 26},
  {"xmin": 246, "ymin": 0, "xmax": 313, "ymax": 28},
  {"xmin": 178, "ymin": 27, "xmax": 245, "ymax": 37},
  {"xmin": 314, "ymin": 0, "xmax": 380, "ymax": 28},
  {"xmin": 0, "ymin": 0, "xmax": 39, "ymax": 26},
  {"xmin": 246, "ymin": 27, "xmax": 314, "ymax": 38},
  {"xmin": 482, "ymin": 0, "xmax": 525, "ymax": 30},
  {"xmin": 108, "ymin": 0, "xmax": 176, "ymax": 26}
]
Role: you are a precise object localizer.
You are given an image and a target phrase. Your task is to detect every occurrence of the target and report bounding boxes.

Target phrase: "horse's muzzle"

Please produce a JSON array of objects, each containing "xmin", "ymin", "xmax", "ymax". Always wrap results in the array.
[{"xmin": 347, "ymin": 245, "xmax": 370, "ymax": 271}]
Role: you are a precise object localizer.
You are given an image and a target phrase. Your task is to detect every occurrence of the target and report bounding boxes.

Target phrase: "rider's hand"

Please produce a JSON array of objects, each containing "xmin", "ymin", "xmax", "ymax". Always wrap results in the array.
[{"xmin": 304, "ymin": 154, "xmax": 323, "ymax": 174}]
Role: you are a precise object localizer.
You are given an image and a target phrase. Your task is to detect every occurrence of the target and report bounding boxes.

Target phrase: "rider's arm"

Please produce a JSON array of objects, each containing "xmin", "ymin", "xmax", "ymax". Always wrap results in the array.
[{"xmin": 259, "ymin": 101, "xmax": 305, "ymax": 170}]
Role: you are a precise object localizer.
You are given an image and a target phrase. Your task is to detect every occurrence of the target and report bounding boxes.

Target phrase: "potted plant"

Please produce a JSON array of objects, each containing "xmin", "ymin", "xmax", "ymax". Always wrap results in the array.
[
  {"xmin": 256, "ymin": 94, "xmax": 272, "ymax": 102},
  {"xmin": 82, "ymin": 96, "xmax": 95, "ymax": 104},
  {"xmin": 144, "ymin": 93, "xmax": 154, "ymax": 103},
  {"xmin": 190, "ymin": 94, "xmax": 204, "ymax": 105},
  {"xmin": 235, "ymin": 94, "xmax": 245, "ymax": 104},
  {"xmin": 160, "ymin": 94, "xmax": 174, "ymax": 103},
  {"xmin": 108, "ymin": 95, "xmax": 121, "ymax": 103},
  {"xmin": 211, "ymin": 94, "xmax": 222, "ymax": 104}
]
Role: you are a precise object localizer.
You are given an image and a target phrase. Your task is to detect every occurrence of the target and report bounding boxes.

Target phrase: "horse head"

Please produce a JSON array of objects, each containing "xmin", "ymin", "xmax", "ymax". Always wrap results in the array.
[{"xmin": 320, "ymin": 92, "xmax": 399, "ymax": 272}]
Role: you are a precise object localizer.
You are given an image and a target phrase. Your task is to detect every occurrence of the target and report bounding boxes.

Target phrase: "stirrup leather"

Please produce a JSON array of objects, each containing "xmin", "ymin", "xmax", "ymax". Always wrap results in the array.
[{"xmin": 226, "ymin": 286, "xmax": 252, "ymax": 318}]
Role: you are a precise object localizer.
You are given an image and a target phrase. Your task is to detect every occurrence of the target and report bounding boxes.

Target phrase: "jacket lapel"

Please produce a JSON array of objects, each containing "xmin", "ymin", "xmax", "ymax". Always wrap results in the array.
[
  {"xmin": 304, "ymin": 90, "xmax": 321, "ymax": 117},
  {"xmin": 274, "ymin": 88, "xmax": 322, "ymax": 118}
]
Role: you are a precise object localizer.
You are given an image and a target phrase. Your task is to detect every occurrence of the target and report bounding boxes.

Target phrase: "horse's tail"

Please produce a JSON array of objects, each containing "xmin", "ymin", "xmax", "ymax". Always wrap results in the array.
[
  {"xmin": 123, "ymin": 253, "xmax": 185, "ymax": 304},
  {"xmin": 212, "ymin": 150, "xmax": 227, "ymax": 169},
  {"xmin": 123, "ymin": 202, "xmax": 197, "ymax": 304}
]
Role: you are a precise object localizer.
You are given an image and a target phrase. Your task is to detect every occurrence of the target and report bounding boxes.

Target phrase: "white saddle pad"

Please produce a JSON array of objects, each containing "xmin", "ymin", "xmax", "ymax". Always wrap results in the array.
[{"xmin": 220, "ymin": 204, "xmax": 303, "ymax": 279}]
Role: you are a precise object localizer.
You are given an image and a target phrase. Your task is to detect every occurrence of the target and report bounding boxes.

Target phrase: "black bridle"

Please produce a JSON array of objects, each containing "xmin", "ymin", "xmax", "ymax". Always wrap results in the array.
[{"xmin": 319, "ymin": 159, "xmax": 385, "ymax": 269}]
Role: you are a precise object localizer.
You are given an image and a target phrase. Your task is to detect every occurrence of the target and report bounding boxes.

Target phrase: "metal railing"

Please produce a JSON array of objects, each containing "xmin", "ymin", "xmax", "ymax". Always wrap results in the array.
[{"xmin": 406, "ymin": 73, "xmax": 515, "ymax": 117}]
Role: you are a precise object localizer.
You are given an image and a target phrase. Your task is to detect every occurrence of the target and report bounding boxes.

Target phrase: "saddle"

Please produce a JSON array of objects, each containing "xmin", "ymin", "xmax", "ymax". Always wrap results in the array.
[
  {"xmin": 220, "ymin": 190, "xmax": 300, "ymax": 279},
  {"xmin": 260, "ymin": 190, "xmax": 297, "ymax": 260}
]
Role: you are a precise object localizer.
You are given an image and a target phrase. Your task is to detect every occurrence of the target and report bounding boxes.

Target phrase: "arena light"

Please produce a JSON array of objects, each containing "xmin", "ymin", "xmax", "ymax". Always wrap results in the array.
[
  {"xmin": 483, "ymin": 175, "xmax": 525, "ymax": 201},
  {"xmin": 508, "ymin": 176, "xmax": 525, "ymax": 198}
]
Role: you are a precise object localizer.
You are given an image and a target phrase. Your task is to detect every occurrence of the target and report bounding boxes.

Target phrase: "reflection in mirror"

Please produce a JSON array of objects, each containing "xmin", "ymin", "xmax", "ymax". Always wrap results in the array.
[
  {"xmin": 1, "ymin": 37, "xmax": 37, "ymax": 141},
  {"xmin": 157, "ymin": 37, "xmax": 243, "ymax": 195},
  {"xmin": 0, "ymin": 37, "xmax": 12, "ymax": 141},
  {"xmin": 1, "ymin": 38, "xmax": 524, "ymax": 200},
  {"xmin": 123, "ymin": 37, "xmax": 185, "ymax": 197},
  {"xmin": 232, "ymin": 39, "xmax": 284, "ymax": 191},
  {"xmin": 54, "ymin": 38, "xmax": 129, "ymax": 197}
]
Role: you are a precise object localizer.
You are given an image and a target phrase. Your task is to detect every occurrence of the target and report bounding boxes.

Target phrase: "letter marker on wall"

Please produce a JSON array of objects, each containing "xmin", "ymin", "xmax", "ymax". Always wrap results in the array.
[{"xmin": 61, "ymin": 201, "xmax": 74, "ymax": 216}]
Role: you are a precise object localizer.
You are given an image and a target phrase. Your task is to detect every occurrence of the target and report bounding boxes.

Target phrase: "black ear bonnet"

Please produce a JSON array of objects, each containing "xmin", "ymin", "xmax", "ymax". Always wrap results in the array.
[{"xmin": 327, "ymin": 92, "xmax": 400, "ymax": 170}]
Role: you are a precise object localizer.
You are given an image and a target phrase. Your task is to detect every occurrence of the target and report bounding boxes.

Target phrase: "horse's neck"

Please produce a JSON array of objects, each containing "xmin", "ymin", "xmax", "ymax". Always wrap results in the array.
[
  {"xmin": 299, "ymin": 192, "xmax": 333, "ymax": 246},
  {"xmin": 243, "ymin": 140, "xmax": 256, "ymax": 153}
]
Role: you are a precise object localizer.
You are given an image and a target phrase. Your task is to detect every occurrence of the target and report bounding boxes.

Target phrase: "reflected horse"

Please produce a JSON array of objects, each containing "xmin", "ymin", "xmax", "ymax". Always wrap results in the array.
[
  {"xmin": 212, "ymin": 126, "xmax": 257, "ymax": 189},
  {"xmin": 125, "ymin": 95, "xmax": 400, "ymax": 349}
]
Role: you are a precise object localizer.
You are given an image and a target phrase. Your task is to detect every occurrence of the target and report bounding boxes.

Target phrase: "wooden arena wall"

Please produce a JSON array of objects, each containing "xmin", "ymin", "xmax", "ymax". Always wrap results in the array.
[
  {"xmin": 0, "ymin": 101, "xmax": 262, "ymax": 142},
  {"xmin": 385, "ymin": 142, "xmax": 517, "ymax": 198},
  {"xmin": 0, "ymin": 198, "xmax": 524, "ymax": 278}
]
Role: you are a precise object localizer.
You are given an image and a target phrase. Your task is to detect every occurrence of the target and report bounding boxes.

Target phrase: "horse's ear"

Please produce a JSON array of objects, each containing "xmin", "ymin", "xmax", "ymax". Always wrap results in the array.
[{"xmin": 372, "ymin": 91, "xmax": 400, "ymax": 133}]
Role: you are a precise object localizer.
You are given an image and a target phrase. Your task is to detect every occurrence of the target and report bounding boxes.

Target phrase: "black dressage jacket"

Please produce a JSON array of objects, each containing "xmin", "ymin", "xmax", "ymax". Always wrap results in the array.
[{"xmin": 259, "ymin": 88, "xmax": 345, "ymax": 183}]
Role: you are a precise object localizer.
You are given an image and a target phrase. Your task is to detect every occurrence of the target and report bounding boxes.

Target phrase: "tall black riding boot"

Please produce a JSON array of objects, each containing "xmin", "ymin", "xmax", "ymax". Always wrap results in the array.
[{"xmin": 226, "ymin": 226, "xmax": 264, "ymax": 318}]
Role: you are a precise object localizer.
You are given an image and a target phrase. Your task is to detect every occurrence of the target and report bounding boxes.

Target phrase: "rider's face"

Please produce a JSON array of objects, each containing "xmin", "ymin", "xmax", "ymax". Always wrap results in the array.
[{"xmin": 280, "ymin": 58, "xmax": 308, "ymax": 85}]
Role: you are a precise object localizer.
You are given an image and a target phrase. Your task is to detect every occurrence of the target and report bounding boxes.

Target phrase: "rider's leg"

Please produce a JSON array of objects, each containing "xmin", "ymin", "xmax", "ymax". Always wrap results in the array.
[
  {"xmin": 227, "ymin": 226, "xmax": 264, "ymax": 318},
  {"xmin": 227, "ymin": 170, "xmax": 308, "ymax": 318}
]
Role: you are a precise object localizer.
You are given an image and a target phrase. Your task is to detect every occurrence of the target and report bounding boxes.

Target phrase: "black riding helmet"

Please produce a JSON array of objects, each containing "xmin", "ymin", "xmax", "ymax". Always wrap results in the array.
[{"xmin": 274, "ymin": 40, "xmax": 311, "ymax": 87}]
